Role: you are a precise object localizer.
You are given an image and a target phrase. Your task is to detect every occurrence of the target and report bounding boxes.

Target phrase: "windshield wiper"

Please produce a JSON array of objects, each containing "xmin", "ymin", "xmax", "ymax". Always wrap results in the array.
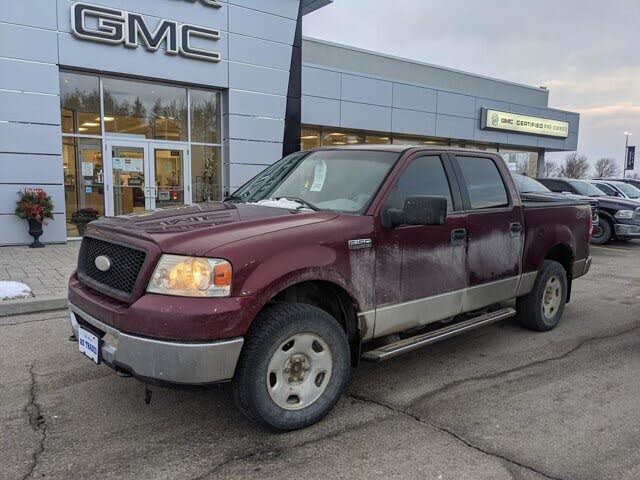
[{"xmin": 275, "ymin": 197, "xmax": 320, "ymax": 211}]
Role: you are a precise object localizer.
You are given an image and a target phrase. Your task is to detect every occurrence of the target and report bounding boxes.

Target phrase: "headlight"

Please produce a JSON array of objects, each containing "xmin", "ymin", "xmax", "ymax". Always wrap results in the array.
[
  {"xmin": 614, "ymin": 210, "xmax": 634, "ymax": 219},
  {"xmin": 147, "ymin": 255, "xmax": 232, "ymax": 297}
]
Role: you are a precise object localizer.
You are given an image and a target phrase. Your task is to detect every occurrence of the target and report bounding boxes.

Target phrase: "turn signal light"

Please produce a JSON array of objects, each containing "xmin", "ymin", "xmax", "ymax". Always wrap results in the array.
[{"xmin": 213, "ymin": 262, "xmax": 232, "ymax": 287}]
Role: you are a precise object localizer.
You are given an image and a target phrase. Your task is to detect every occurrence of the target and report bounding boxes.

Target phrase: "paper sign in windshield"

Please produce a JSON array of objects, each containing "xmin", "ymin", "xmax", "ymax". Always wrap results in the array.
[{"xmin": 310, "ymin": 161, "xmax": 327, "ymax": 192}]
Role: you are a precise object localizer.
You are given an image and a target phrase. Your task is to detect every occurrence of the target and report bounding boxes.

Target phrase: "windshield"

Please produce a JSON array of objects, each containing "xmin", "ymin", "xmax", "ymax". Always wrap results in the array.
[
  {"xmin": 512, "ymin": 174, "xmax": 551, "ymax": 193},
  {"xmin": 567, "ymin": 180, "xmax": 606, "ymax": 197},
  {"xmin": 612, "ymin": 182, "xmax": 640, "ymax": 198},
  {"xmin": 228, "ymin": 150, "xmax": 400, "ymax": 213}
]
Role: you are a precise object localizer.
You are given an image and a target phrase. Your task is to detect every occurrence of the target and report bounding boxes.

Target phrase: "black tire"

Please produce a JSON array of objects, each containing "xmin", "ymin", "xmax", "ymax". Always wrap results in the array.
[
  {"xmin": 591, "ymin": 219, "xmax": 612, "ymax": 245},
  {"xmin": 517, "ymin": 260, "xmax": 567, "ymax": 332},
  {"xmin": 232, "ymin": 303, "xmax": 350, "ymax": 431}
]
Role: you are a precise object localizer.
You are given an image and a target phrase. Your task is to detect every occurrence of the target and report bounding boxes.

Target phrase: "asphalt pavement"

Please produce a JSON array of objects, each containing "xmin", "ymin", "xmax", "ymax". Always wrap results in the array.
[{"xmin": 2, "ymin": 242, "xmax": 639, "ymax": 480}]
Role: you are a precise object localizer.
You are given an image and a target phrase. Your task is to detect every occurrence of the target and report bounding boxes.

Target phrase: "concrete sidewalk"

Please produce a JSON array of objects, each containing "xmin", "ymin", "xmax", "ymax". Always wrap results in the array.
[{"xmin": 0, "ymin": 242, "xmax": 80, "ymax": 316}]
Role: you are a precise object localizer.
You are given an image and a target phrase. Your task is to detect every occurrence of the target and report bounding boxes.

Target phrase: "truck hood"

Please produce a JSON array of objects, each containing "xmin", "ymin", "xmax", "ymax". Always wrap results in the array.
[
  {"xmin": 592, "ymin": 196, "xmax": 640, "ymax": 210},
  {"xmin": 86, "ymin": 202, "xmax": 338, "ymax": 256}
]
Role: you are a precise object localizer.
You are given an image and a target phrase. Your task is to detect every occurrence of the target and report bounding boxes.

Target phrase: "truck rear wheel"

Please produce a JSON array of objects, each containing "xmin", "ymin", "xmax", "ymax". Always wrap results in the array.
[
  {"xmin": 232, "ymin": 303, "xmax": 350, "ymax": 430},
  {"xmin": 517, "ymin": 260, "xmax": 567, "ymax": 332}
]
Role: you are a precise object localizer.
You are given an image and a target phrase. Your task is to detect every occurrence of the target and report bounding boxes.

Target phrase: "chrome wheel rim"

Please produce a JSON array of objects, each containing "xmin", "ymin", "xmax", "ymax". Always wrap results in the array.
[
  {"xmin": 542, "ymin": 276, "xmax": 562, "ymax": 320},
  {"xmin": 266, "ymin": 333, "xmax": 333, "ymax": 411}
]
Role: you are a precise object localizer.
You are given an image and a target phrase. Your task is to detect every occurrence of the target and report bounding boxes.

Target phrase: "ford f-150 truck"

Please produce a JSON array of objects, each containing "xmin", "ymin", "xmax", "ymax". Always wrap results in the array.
[{"xmin": 68, "ymin": 146, "xmax": 592, "ymax": 430}]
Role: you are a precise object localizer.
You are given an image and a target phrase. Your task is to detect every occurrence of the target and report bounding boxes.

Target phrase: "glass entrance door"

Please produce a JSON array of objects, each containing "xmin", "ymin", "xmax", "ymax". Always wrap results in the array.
[
  {"xmin": 150, "ymin": 144, "xmax": 190, "ymax": 209},
  {"xmin": 104, "ymin": 140, "xmax": 191, "ymax": 217},
  {"xmin": 107, "ymin": 142, "xmax": 150, "ymax": 216}
]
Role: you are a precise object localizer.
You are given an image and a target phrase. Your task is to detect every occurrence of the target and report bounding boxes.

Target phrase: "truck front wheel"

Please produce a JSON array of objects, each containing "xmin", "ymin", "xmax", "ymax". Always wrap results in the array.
[
  {"xmin": 517, "ymin": 260, "xmax": 568, "ymax": 331},
  {"xmin": 591, "ymin": 219, "xmax": 612, "ymax": 244},
  {"xmin": 232, "ymin": 303, "xmax": 350, "ymax": 430}
]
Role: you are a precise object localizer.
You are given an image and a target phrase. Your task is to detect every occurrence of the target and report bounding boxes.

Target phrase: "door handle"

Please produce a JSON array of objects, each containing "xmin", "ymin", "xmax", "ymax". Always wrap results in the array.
[
  {"xmin": 509, "ymin": 222, "xmax": 523, "ymax": 237},
  {"xmin": 451, "ymin": 228, "xmax": 467, "ymax": 246}
]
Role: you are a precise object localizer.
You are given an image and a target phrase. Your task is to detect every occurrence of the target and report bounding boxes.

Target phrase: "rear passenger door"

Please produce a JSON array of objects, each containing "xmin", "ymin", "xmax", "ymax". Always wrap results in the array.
[
  {"xmin": 373, "ymin": 153, "xmax": 467, "ymax": 337},
  {"xmin": 452, "ymin": 154, "xmax": 524, "ymax": 312}
]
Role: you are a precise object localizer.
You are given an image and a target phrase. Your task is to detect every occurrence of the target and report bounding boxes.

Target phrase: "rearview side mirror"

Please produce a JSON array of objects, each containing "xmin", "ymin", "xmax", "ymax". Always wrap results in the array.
[{"xmin": 388, "ymin": 195, "xmax": 448, "ymax": 227}]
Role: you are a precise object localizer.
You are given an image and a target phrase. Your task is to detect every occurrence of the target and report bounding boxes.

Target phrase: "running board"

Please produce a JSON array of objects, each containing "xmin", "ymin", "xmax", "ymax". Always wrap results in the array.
[{"xmin": 362, "ymin": 307, "xmax": 516, "ymax": 362}]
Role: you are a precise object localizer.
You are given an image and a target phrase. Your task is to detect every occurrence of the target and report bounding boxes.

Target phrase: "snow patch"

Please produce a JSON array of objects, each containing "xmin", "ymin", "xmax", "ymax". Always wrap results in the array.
[
  {"xmin": 250, "ymin": 198, "xmax": 309, "ymax": 210},
  {"xmin": 0, "ymin": 281, "xmax": 33, "ymax": 300}
]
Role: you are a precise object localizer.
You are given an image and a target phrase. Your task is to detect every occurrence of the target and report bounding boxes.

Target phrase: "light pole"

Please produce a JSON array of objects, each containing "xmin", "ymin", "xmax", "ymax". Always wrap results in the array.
[{"xmin": 624, "ymin": 131, "xmax": 632, "ymax": 179}]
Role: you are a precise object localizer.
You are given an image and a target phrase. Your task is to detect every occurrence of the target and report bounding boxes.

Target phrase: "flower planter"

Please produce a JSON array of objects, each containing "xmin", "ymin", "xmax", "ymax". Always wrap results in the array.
[{"xmin": 27, "ymin": 218, "xmax": 45, "ymax": 248}]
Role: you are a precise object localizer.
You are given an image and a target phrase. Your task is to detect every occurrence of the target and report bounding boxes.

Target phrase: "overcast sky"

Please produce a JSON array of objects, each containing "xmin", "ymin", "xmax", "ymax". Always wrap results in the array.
[{"xmin": 304, "ymin": 0, "xmax": 640, "ymax": 174}]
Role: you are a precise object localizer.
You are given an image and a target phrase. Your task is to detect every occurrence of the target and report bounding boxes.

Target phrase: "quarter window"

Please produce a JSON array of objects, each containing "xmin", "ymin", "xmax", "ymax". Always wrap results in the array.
[
  {"xmin": 384, "ymin": 155, "xmax": 454, "ymax": 212},
  {"xmin": 457, "ymin": 156, "xmax": 509, "ymax": 209}
]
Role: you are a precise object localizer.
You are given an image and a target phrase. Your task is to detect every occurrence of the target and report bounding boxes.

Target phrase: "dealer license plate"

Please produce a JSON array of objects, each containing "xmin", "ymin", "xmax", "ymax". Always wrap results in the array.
[{"xmin": 78, "ymin": 327, "xmax": 100, "ymax": 364}]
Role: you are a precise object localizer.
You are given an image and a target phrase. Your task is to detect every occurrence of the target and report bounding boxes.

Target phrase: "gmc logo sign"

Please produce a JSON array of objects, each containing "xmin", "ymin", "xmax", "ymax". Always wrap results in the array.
[{"xmin": 71, "ymin": 2, "xmax": 221, "ymax": 62}]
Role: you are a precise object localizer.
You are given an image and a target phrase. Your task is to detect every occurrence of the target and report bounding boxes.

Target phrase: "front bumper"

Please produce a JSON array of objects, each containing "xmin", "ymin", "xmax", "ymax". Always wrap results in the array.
[
  {"xmin": 614, "ymin": 223, "xmax": 640, "ymax": 238},
  {"xmin": 69, "ymin": 304, "xmax": 244, "ymax": 385}
]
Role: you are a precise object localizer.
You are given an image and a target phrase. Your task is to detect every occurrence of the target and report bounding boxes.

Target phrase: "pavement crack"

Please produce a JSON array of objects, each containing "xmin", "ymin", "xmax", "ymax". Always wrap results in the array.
[
  {"xmin": 191, "ymin": 418, "xmax": 382, "ymax": 479},
  {"xmin": 412, "ymin": 322, "xmax": 640, "ymax": 406},
  {"xmin": 347, "ymin": 392, "xmax": 565, "ymax": 480},
  {"xmin": 21, "ymin": 364, "xmax": 47, "ymax": 480}
]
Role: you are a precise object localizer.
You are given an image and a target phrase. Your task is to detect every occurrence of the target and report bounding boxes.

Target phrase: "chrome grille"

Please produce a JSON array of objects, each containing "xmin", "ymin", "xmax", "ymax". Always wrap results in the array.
[
  {"xmin": 77, "ymin": 237, "xmax": 146, "ymax": 298},
  {"xmin": 588, "ymin": 200, "xmax": 599, "ymax": 222},
  {"xmin": 634, "ymin": 208, "xmax": 640, "ymax": 222}
]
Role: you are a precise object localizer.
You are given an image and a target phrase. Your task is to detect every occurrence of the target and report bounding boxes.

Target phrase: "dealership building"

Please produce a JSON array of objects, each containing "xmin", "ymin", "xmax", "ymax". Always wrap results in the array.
[{"xmin": 0, "ymin": 0, "xmax": 579, "ymax": 245}]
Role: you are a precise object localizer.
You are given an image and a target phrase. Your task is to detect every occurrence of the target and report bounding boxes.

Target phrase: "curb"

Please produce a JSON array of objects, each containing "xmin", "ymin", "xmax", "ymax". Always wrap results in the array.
[{"xmin": 0, "ymin": 295, "xmax": 68, "ymax": 317}]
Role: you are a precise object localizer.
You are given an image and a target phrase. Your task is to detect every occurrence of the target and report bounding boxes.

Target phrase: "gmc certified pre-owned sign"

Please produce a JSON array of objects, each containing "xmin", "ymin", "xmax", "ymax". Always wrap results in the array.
[
  {"xmin": 71, "ymin": 2, "xmax": 221, "ymax": 62},
  {"xmin": 481, "ymin": 108, "xmax": 570, "ymax": 138}
]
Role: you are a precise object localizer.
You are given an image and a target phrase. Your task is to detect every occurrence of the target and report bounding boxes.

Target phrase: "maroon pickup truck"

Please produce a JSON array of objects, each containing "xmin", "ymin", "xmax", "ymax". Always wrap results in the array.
[{"xmin": 68, "ymin": 146, "xmax": 592, "ymax": 430}]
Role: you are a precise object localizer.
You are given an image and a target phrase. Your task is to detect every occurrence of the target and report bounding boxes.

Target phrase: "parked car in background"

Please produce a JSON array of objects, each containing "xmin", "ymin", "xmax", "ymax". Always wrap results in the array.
[
  {"xmin": 589, "ymin": 180, "xmax": 640, "ymax": 200},
  {"xmin": 512, "ymin": 174, "xmax": 599, "ymax": 224},
  {"xmin": 597, "ymin": 178, "xmax": 640, "ymax": 190},
  {"xmin": 538, "ymin": 178, "xmax": 640, "ymax": 244}
]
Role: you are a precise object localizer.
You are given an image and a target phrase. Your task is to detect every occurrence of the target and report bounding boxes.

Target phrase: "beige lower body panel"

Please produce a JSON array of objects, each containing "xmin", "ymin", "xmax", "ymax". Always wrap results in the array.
[{"xmin": 369, "ymin": 276, "xmax": 529, "ymax": 339}]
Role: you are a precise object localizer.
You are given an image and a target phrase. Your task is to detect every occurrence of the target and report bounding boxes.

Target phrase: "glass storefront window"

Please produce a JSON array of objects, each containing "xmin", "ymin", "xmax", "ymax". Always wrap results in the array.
[
  {"xmin": 191, "ymin": 145, "xmax": 222, "ymax": 202},
  {"xmin": 103, "ymin": 78, "xmax": 188, "ymax": 141},
  {"xmin": 499, "ymin": 149, "xmax": 540, "ymax": 176},
  {"xmin": 322, "ymin": 131, "xmax": 365, "ymax": 146},
  {"xmin": 191, "ymin": 90, "xmax": 221, "ymax": 144},
  {"xmin": 365, "ymin": 135, "xmax": 391, "ymax": 144},
  {"xmin": 63, "ymin": 137, "xmax": 104, "ymax": 237},
  {"xmin": 60, "ymin": 72, "xmax": 102, "ymax": 136},
  {"xmin": 393, "ymin": 136, "xmax": 448, "ymax": 146},
  {"xmin": 301, "ymin": 128, "xmax": 321, "ymax": 150}
]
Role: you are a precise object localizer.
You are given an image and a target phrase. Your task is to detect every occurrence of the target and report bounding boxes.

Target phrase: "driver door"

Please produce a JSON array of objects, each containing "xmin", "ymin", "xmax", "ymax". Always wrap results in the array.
[{"xmin": 373, "ymin": 153, "xmax": 468, "ymax": 338}]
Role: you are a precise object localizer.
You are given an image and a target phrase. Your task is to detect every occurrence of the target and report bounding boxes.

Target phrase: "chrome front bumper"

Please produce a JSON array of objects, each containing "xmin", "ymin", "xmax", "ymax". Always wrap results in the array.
[
  {"xmin": 69, "ymin": 304, "xmax": 244, "ymax": 385},
  {"xmin": 614, "ymin": 223, "xmax": 640, "ymax": 237}
]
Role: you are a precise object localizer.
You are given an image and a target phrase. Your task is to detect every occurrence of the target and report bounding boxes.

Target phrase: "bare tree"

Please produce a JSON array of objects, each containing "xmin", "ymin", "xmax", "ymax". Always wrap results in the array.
[
  {"xmin": 593, "ymin": 158, "xmax": 619, "ymax": 178},
  {"xmin": 560, "ymin": 153, "xmax": 590, "ymax": 179},
  {"xmin": 541, "ymin": 160, "xmax": 560, "ymax": 177}
]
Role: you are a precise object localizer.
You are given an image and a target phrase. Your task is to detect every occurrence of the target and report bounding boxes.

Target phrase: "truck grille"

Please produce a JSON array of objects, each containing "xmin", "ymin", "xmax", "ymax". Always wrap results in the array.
[
  {"xmin": 77, "ymin": 237, "xmax": 147, "ymax": 298},
  {"xmin": 588, "ymin": 200, "xmax": 599, "ymax": 222},
  {"xmin": 634, "ymin": 208, "xmax": 640, "ymax": 222}
]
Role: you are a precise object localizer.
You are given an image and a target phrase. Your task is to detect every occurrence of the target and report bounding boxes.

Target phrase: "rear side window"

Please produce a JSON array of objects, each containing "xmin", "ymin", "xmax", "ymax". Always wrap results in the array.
[
  {"xmin": 384, "ymin": 155, "xmax": 454, "ymax": 212},
  {"xmin": 457, "ymin": 156, "xmax": 509, "ymax": 209}
]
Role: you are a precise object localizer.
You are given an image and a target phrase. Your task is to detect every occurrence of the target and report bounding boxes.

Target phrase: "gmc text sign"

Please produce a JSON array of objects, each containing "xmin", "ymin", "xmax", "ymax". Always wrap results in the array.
[{"xmin": 71, "ymin": 2, "xmax": 221, "ymax": 62}]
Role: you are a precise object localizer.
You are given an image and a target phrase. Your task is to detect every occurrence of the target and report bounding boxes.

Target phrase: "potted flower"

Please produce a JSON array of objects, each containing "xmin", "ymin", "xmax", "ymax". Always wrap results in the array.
[
  {"xmin": 70, "ymin": 207, "xmax": 100, "ymax": 236},
  {"xmin": 15, "ymin": 189, "xmax": 54, "ymax": 248}
]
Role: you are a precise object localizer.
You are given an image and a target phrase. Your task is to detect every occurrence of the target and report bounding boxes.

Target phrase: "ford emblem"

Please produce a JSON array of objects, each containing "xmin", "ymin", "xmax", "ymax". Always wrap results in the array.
[{"xmin": 95, "ymin": 255, "xmax": 112, "ymax": 272}]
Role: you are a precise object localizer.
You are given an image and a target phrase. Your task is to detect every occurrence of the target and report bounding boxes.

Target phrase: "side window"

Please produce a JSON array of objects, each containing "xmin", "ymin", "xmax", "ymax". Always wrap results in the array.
[
  {"xmin": 384, "ymin": 155, "xmax": 454, "ymax": 212},
  {"xmin": 594, "ymin": 183, "xmax": 614, "ymax": 196},
  {"xmin": 457, "ymin": 156, "xmax": 509, "ymax": 209},
  {"xmin": 544, "ymin": 180, "xmax": 563, "ymax": 192}
]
